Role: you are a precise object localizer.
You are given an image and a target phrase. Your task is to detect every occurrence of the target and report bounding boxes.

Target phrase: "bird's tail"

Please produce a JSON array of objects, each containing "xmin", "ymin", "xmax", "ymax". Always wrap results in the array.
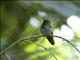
[{"xmin": 46, "ymin": 35, "xmax": 55, "ymax": 45}]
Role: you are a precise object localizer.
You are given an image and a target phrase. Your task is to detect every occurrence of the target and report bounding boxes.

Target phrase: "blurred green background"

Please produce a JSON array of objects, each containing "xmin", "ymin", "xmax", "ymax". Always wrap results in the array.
[{"xmin": 1, "ymin": 1, "xmax": 80, "ymax": 60}]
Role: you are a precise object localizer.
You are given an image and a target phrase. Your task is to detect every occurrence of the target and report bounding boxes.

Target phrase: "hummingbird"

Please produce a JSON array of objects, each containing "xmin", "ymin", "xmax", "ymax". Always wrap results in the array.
[{"xmin": 40, "ymin": 18, "xmax": 55, "ymax": 45}]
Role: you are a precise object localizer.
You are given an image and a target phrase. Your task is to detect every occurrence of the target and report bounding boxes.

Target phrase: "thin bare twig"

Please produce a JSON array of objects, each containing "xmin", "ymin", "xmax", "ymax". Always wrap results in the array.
[
  {"xmin": 24, "ymin": 40, "xmax": 58, "ymax": 60},
  {"xmin": 0, "ymin": 34, "xmax": 43, "ymax": 54},
  {"xmin": 4, "ymin": 53, "xmax": 11, "ymax": 60},
  {"xmin": 53, "ymin": 35, "xmax": 80, "ymax": 54},
  {"xmin": 0, "ymin": 34, "xmax": 80, "ymax": 55}
]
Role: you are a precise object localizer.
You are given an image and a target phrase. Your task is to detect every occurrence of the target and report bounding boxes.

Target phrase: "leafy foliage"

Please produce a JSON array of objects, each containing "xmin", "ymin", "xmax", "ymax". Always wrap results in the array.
[{"xmin": 1, "ymin": 1, "xmax": 80, "ymax": 60}]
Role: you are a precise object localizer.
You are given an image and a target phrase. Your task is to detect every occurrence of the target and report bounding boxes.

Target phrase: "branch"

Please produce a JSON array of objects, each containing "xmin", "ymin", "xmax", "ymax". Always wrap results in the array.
[
  {"xmin": 1, "ymin": 34, "xmax": 57, "ymax": 60},
  {"xmin": 4, "ymin": 53, "xmax": 11, "ymax": 60},
  {"xmin": 53, "ymin": 35, "xmax": 80, "ymax": 54},
  {"xmin": 24, "ymin": 40, "xmax": 58, "ymax": 60},
  {"xmin": 0, "ymin": 34, "xmax": 80, "ymax": 55},
  {"xmin": 0, "ymin": 34, "xmax": 43, "ymax": 54}
]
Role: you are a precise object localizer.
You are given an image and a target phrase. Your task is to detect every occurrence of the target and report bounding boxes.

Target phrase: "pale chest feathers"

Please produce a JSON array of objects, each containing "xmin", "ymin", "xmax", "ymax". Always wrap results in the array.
[{"xmin": 41, "ymin": 22, "xmax": 53, "ymax": 36}]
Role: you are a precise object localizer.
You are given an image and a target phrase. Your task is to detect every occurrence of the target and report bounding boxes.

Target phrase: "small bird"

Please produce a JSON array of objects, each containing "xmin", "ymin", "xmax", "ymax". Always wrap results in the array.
[{"xmin": 40, "ymin": 18, "xmax": 54, "ymax": 45}]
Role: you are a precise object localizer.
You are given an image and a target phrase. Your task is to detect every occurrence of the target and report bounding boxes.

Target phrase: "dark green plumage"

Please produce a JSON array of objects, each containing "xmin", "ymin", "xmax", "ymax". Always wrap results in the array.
[{"xmin": 40, "ymin": 18, "xmax": 54, "ymax": 45}]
